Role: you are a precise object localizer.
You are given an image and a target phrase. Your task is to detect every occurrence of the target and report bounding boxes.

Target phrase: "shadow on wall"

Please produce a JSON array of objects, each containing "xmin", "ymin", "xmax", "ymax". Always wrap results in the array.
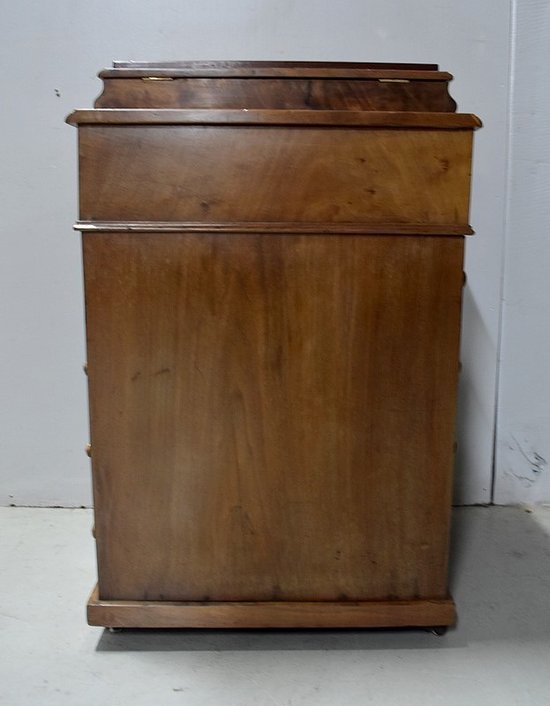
[
  {"xmin": 454, "ymin": 285, "xmax": 496, "ymax": 504},
  {"xmin": 94, "ymin": 507, "xmax": 550, "ymax": 652}
]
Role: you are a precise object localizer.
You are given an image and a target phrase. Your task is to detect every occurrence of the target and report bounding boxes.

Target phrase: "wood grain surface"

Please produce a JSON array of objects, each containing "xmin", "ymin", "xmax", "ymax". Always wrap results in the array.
[
  {"xmin": 69, "ymin": 109, "xmax": 480, "ymax": 127},
  {"xmin": 87, "ymin": 586, "xmax": 457, "ymax": 629},
  {"xmin": 84, "ymin": 232, "xmax": 464, "ymax": 603},
  {"xmin": 77, "ymin": 125, "xmax": 474, "ymax": 225},
  {"xmin": 94, "ymin": 61, "xmax": 456, "ymax": 112},
  {"xmin": 75, "ymin": 221, "xmax": 474, "ymax": 235},
  {"xmin": 94, "ymin": 78, "xmax": 457, "ymax": 112},
  {"xmin": 72, "ymin": 60, "xmax": 479, "ymax": 627},
  {"xmin": 99, "ymin": 67, "xmax": 452, "ymax": 80}
]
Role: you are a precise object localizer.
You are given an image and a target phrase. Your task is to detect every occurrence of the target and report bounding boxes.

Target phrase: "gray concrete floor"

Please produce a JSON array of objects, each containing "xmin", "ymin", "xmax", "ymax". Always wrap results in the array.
[{"xmin": 1, "ymin": 506, "xmax": 550, "ymax": 705}]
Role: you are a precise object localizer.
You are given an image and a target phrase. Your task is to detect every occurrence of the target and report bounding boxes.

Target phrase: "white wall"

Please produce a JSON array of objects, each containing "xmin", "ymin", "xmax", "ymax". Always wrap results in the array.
[
  {"xmin": 494, "ymin": 0, "xmax": 550, "ymax": 504},
  {"xmin": 0, "ymin": 0, "xmax": 511, "ymax": 506}
]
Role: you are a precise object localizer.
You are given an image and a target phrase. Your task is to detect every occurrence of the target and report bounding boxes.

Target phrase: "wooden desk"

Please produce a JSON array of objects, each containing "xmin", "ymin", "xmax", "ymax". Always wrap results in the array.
[{"xmin": 68, "ymin": 62, "xmax": 480, "ymax": 629}]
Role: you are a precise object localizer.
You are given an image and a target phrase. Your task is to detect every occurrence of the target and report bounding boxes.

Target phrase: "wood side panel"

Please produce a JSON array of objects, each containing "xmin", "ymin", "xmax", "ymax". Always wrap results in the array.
[
  {"xmin": 84, "ymin": 232, "xmax": 464, "ymax": 603},
  {"xmin": 94, "ymin": 78, "xmax": 456, "ymax": 111},
  {"xmin": 79, "ymin": 127, "xmax": 473, "ymax": 224},
  {"xmin": 87, "ymin": 587, "xmax": 456, "ymax": 629}
]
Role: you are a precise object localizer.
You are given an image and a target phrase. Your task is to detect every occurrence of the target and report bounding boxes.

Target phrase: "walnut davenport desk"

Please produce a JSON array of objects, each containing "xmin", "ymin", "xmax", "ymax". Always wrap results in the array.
[{"xmin": 67, "ymin": 61, "xmax": 480, "ymax": 630}]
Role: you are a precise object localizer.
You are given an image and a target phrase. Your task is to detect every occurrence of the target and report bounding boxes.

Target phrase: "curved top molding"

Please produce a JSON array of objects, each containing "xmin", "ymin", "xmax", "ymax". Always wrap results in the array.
[{"xmin": 92, "ymin": 60, "xmax": 459, "ymax": 112}]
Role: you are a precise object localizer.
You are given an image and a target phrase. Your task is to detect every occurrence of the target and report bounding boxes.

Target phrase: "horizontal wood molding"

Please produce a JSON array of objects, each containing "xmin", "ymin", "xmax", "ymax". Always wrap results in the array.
[
  {"xmin": 87, "ymin": 586, "xmax": 456, "ymax": 628},
  {"xmin": 67, "ymin": 109, "xmax": 481, "ymax": 128},
  {"xmin": 99, "ymin": 68, "xmax": 453, "ymax": 81},
  {"xmin": 111, "ymin": 60, "xmax": 441, "ymax": 71},
  {"xmin": 75, "ymin": 221, "xmax": 474, "ymax": 236}
]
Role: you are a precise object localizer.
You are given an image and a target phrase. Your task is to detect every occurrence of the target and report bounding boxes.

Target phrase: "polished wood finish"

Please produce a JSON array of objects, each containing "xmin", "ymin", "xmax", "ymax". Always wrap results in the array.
[
  {"xmin": 87, "ymin": 586, "xmax": 456, "ymax": 629},
  {"xmin": 84, "ymin": 232, "xmax": 463, "ymax": 602},
  {"xmin": 93, "ymin": 61, "xmax": 456, "ymax": 112},
  {"xmin": 68, "ymin": 109, "xmax": 479, "ymax": 127},
  {"xmin": 75, "ymin": 125, "xmax": 474, "ymax": 226},
  {"xmin": 99, "ymin": 67, "xmax": 453, "ymax": 79},
  {"xmin": 95, "ymin": 80, "xmax": 456, "ymax": 112},
  {"xmin": 69, "ymin": 61, "xmax": 479, "ymax": 629},
  {"xmin": 110, "ymin": 60, "xmax": 442, "ymax": 71},
  {"xmin": 99, "ymin": 66, "xmax": 452, "ymax": 81},
  {"xmin": 75, "ymin": 221, "xmax": 475, "ymax": 235}
]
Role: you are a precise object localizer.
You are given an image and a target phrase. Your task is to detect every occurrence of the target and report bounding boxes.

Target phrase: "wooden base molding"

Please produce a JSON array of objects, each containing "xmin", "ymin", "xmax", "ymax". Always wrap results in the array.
[{"xmin": 87, "ymin": 586, "xmax": 456, "ymax": 630}]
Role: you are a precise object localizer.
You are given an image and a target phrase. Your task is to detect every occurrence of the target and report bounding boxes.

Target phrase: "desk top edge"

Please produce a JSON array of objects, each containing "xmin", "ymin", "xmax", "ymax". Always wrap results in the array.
[
  {"xmin": 112, "ymin": 60, "xmax": 441, "ymax": 70},
  {"xmin": 66, "ymin": 109, "xmax": 482, "ymax": 128},
  {"xmin": 101, "ymin": 61, "xmax": 451, "ymax": 81}
]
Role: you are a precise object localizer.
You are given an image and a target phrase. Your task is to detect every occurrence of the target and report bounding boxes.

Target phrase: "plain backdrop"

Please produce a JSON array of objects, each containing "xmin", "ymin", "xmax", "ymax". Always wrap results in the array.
[{"xmin": 1, "ymin": 0, "xmax": 547, "ymax": 507}]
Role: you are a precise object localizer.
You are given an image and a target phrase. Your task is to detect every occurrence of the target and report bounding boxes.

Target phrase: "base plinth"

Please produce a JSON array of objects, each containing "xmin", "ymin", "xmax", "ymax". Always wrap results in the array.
[{"xmin": 87, "ymin": 586, "xmax": 456, "ymax": 629}]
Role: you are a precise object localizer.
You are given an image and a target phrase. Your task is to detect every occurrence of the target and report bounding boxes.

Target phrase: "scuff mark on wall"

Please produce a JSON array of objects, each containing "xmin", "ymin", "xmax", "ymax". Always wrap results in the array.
[{"xmin": 505, "ymin": 435, "xmax": 547, "ymax": 488}]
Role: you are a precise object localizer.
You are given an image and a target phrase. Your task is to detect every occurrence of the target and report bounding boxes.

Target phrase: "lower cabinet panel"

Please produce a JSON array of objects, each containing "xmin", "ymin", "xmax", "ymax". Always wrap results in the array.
[{"xmin": 83, "ymin": 232, "xmax": 464, "ymax": 607}]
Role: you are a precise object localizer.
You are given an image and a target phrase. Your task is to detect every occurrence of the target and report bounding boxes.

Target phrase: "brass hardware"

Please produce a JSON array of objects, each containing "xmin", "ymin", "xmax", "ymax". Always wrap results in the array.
[
  {"xmin": 83, "ymin": 362, "xmax": 88, "ymax": 376},
  {"xmin": 378, "ymin": 79, "xmax": 410, "ymax": 83},
  {"xmin": 141, "ymin": 76, "xmax": 174, "ymax": 82},
  {"xmin": 85, "ymin": 443, "xmax": 92, "ymax": 457}
]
